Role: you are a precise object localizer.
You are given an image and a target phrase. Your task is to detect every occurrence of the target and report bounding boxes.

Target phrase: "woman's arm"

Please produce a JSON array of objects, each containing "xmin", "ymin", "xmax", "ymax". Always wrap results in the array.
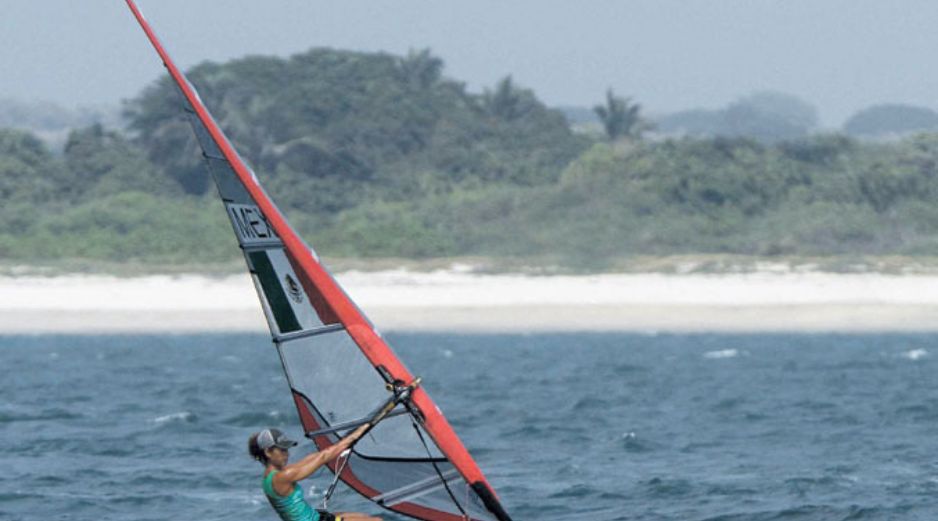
[{"xmin": 272, "ymin": 423, "xmax": 371, "ymax": 493}]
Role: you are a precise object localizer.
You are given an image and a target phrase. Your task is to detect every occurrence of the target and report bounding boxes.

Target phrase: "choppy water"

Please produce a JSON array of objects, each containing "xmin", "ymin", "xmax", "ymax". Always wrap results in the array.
[{"xmin": 3, "ymin": 333, "xmax": 938, "ymax": 520}]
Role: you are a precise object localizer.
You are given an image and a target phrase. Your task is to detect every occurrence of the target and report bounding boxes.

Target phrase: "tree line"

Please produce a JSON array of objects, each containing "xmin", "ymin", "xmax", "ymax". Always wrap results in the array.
[{"xmin": 3, "ymin": 48, "xmax": 938, "ymax": 269}]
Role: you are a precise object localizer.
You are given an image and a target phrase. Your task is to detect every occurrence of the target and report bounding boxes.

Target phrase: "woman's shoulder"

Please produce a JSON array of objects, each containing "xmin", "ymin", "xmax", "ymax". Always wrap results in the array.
[{"xmin": 262, "ymin": 469, "xmax": 280, "ymax": 488}]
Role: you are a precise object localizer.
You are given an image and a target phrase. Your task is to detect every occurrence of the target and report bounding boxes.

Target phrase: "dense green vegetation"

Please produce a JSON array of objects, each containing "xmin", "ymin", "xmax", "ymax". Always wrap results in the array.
[{"xmin": 4, "ymin": 48, "xmax": 938, "ymax": 271}]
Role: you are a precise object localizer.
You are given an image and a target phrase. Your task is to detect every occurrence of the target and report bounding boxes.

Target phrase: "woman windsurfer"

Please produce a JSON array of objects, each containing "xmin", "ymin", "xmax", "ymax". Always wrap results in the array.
[{"xmin": 249, "ymin": 426, "xmax": 381, "ymax": 521}]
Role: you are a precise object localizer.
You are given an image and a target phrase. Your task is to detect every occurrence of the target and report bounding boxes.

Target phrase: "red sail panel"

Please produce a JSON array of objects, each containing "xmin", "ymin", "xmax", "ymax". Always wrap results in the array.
[{"xmin": 124, "ymin": 2, "xmax": 510, "ymax": 521}]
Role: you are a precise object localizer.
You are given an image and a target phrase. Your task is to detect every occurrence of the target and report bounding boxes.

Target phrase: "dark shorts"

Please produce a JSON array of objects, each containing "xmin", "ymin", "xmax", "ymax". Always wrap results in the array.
[{"xmin": 316, "ymin": 509, "xmax": 337, "ymax": 521}]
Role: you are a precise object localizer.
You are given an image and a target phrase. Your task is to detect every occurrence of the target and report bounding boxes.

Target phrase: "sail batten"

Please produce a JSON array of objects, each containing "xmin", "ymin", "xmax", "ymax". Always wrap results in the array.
[
  {"xmin": 374, "ymin": 469, "xmax": 463, "ymax": 506},
  {"xmin": 125, "ymin": 2, "xmax": 511, "ymax": 520},
  {"xmin": 274, "ymin": 324, "xmax": 347, "ymax": 344}
]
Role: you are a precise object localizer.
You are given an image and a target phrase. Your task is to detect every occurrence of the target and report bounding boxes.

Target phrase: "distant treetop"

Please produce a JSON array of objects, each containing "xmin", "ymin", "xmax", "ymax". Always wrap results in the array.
[{"xmin": 843, "ymin": 103, "xmax": 938, "ymax": 138}]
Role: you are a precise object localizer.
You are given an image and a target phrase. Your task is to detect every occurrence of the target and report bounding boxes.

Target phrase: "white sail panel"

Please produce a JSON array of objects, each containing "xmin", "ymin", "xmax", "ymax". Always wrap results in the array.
[{"xmin": 278, "ymin": 331, "xmax": 443, "ymax": 459}]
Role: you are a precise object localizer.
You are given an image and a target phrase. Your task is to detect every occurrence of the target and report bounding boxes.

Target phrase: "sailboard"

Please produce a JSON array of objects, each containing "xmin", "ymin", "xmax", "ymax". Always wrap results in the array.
[{"xmin": 124, "ymin": 2, "xmax": 512, "ymax": 520}]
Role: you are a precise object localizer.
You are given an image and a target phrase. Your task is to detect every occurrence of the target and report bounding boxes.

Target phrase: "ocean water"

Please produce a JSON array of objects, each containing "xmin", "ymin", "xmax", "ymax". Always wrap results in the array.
[{"xmin": 3, "ymin": 333, "xmax": 938, "ymax": 521}]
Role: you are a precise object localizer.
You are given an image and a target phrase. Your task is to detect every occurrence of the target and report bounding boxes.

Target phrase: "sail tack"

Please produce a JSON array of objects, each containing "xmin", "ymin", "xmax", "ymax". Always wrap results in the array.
[{"xmin": 124, "ymin": 2, "xmax": 511, "ymax": 520}]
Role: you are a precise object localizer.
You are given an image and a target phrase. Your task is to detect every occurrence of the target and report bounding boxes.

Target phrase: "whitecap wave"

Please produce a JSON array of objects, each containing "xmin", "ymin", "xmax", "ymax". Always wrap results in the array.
[
  {"xmin": 903, "ymin": 349, "xmax": 928, "ymax": 361},
  {"xmin": 152, "ymin": 411, "xmax": 195, "ymax": 424},
  {"xmin": 704, "ymin": 349, "xmax": 738, "ymax": 359}
]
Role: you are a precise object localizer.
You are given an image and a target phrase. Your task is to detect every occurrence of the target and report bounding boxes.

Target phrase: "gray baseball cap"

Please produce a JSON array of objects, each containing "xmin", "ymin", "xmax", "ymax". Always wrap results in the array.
[{"xmin": 257, "ymin": 428, "xmax": 298, "ymax": 450}]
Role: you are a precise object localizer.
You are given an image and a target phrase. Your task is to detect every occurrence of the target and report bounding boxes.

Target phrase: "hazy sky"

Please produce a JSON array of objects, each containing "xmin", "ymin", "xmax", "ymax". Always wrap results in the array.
[{"xmin": 4, "ymin": 1, "xmax": 938, "ymax": 126}]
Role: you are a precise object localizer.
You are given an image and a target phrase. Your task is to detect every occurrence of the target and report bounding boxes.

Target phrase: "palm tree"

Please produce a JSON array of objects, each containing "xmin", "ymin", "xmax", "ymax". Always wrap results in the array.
[{"xmin": 593, "ymin": 89, "xmax": 648, "ymax": 140}]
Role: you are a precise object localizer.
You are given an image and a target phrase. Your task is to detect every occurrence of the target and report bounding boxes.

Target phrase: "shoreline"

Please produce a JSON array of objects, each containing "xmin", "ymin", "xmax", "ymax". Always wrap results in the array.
[{"xmin": 4, "ymin": 271, "xmax": 938, "ymax": 333}]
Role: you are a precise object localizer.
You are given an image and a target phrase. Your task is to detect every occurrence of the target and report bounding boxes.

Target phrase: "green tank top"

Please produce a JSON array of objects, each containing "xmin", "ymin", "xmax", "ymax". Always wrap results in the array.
[{"xmin": 262, "ymin": 470, "xmax": 319, "ymax": 521}]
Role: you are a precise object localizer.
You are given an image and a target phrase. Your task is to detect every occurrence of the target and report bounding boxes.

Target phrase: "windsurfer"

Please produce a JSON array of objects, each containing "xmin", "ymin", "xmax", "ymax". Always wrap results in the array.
[{"xmin": 249, "ymin": 426, "xmax": 381, "ymax": 521}]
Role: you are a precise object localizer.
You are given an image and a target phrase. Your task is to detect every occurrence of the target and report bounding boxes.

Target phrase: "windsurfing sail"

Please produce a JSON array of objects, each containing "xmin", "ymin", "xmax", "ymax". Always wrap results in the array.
[{"xmin": 124, "ymin": 2, "xmax": 512, "ymax": 521}]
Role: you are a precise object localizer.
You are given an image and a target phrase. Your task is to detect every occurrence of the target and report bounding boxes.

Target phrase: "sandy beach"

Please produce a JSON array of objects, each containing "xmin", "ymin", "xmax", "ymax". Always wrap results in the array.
[{"xmin": 3, "ymin": 269, "xmax": 938, "ymax": 333}]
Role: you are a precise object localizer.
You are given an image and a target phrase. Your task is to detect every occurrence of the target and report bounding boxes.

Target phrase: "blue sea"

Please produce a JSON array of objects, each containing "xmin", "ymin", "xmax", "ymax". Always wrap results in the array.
[{"xmin": 3, "ymin": 333, "xmax": 938, "ymax": 521}]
